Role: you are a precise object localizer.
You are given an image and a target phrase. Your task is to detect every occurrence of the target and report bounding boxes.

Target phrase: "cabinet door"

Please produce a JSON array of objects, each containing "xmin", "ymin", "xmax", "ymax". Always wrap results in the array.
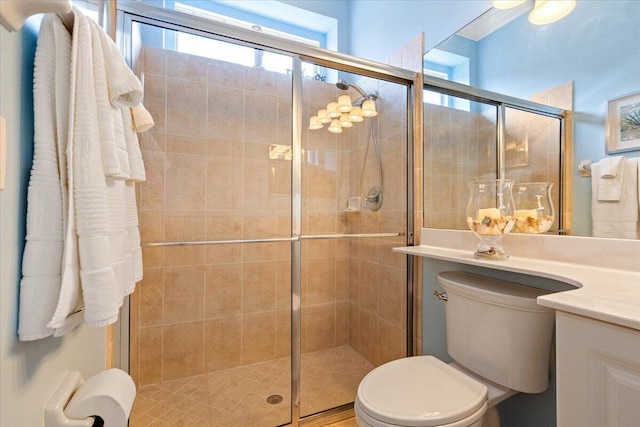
[{"xmin": 556, "ymin": 312, "xmax": 640, "ymax": 426}]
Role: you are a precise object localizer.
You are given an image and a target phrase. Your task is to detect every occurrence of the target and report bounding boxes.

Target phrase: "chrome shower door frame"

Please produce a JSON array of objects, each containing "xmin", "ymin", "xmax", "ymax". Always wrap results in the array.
[{"xmin": 117, "ymin": 2, "xmax": 417, "ymax": 425}]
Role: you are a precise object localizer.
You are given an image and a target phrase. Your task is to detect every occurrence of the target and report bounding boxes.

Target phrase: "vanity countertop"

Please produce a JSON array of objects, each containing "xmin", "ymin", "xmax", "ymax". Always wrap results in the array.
[{"xmin": 396, "ymin": 229, "xmax": 640, "ymax": 331}]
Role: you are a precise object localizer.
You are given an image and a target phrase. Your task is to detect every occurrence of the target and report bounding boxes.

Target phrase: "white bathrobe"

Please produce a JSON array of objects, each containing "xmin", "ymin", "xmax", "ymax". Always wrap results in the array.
[
  {"xmin": 19, "ymin": 9, "xmax": 146, "ymax": 340},
  {"xmin": 18, "ymin": 14, "xmax": 74, "ymax": 341}
]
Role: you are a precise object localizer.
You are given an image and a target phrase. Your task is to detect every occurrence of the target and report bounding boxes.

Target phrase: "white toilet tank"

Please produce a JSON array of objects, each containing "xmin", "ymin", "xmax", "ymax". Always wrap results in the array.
[{"xmin": 438, "ymin": 271, "xmax": 555, "ymax": 394}]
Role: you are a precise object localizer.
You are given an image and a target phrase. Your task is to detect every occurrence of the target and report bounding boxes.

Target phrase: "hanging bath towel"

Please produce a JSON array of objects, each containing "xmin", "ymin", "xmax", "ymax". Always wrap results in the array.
[{"xmin": 48, "ymin": 9, "xmax": 146, "ymax": 329}]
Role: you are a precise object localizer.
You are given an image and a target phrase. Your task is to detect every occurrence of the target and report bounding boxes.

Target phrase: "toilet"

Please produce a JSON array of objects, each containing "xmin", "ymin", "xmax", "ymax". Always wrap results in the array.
[{"xmin": 355, "ymin": 271, "xmax": 555, "ymax": 427}]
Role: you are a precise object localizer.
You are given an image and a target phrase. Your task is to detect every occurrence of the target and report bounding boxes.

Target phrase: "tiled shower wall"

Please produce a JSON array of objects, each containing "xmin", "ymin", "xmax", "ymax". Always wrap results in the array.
[
  {"xmin": 131, "ymin": 46, "xmax": 407, "ymax": 386},
  {"xmin": 423, "ymin": 104, "xmax": 497, "ymax": 230}
]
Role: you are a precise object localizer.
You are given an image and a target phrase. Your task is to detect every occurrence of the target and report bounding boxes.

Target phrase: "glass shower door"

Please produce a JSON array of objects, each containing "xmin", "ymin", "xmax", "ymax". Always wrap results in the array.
[
  {"xmin": 128, "ymin": 19, "xmax": 295, "ymax": 427},
  {"xmin": 299, "ymin": 68, "xmax": 409, "ymax": 417}
]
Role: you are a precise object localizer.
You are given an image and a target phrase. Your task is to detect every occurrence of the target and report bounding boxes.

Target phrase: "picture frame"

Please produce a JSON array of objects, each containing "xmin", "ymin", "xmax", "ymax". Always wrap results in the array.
[{"xmin": 605, "ymin": 90, "xmax": 640, "ymax": 154}]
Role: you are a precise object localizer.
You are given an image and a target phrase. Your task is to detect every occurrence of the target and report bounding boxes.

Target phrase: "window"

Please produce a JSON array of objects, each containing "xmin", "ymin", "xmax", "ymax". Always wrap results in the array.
[
  {"xmin": 423, "ymin": 68, "xmax": 449, "ymax": 107},
  {"xmin": 173, "ymin": 2, "xmax": 320, "ymax": 77}
]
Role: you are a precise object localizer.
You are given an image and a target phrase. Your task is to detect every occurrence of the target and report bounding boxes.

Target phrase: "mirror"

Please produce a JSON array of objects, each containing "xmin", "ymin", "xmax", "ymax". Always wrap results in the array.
[{"xmin": 423, "ymin": 0, "xmax": 640, "ymax": 237}]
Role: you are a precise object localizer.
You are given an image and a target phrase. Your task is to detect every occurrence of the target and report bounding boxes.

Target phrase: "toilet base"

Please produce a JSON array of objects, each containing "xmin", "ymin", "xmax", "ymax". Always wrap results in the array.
[{"xmin": 482, "ymin": 407, "xmax": 500, "ymax": 427}]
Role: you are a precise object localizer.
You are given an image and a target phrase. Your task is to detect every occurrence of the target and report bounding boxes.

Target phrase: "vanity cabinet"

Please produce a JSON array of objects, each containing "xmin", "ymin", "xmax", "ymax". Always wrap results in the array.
[{"xmin": 556, "ymin": 311, "xmax": 640, "ymax": 426}]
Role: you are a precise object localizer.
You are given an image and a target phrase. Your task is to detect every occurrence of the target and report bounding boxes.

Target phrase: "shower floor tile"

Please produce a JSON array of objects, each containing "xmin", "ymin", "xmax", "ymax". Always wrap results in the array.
[{"xmin": 130, "ymin": 345, "xmax": 373, "ymax": 427}]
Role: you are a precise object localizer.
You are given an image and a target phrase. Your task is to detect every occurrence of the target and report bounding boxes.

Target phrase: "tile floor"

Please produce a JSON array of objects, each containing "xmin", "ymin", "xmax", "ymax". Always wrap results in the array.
[{"xmin": 130, "ymin": 345, "xmax": 372, "ymax": 427}]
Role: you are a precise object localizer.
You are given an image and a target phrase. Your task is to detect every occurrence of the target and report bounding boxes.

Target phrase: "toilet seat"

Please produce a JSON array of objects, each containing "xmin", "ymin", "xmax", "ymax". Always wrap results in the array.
[{"xmin": 356, "ymin": 356, "xmax": 488, "ymax": 427}]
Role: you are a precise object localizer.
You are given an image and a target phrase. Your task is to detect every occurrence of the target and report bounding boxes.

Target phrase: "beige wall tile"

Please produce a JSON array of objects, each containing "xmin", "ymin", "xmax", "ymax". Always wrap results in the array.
[
  {"xmin": 377, "ymin": 266, "xmax": 404, "ymax": 327},
  {"xmin": 242, "ymin": 261, "xmax": 277, "ymax": 313},
  {"xmin": 140, "ymin": 210, "xmax": 165, "ymax": 242},
  {"xmin": 207, "ymin": 84, "xmax": 245, "ymax": 142},
  {"xmin": 166, "ymin": 51, "xmax": 208, "ymax": 83},
  {"xmin": 205, "ymin": 263, "xmax": 242, "ymax": 318},
  {"xmin": 205, "ymin": 212, "xmax": 242, "ymax": 241},
  {"xmin": 358, "ymin": 309, "xmax": 377, "ymax": 364},
  {"xmin": 204, "ymin": 316, "xmax": 241, "ymax": 372},
  {"xmin": 139, "ymin": 326, "xmax": 163, "ymax": 385},
  {"xmin": 306, "ymin": 257, "xmax": 336, "ymax": 306},
  {"xmin": 164, "ymin": 266, "xmax": 205, "ymax": 324},
  {"xmin": 139, "ymin": 267, "xmax": 164, "ymax": 327},
  {"xmin": 165, "ymin": 134, "xmax": 206, "ymax": 155},
  {"xmin": 276, "ymin": 308, "xmax": 291, "ymax": 358},
  {"xmin": 306, "ymin": 304, "xmax": 336, "ymax": 352},
  {"xmin": 208, "ymin": 60, "xmax": 245, "ymax": 89},
  {"xmin": 165, "ymin": 210, "xmax": 205, "ymax": 241},
  {"xmin": 242, "ymin": 312, "xmax": 276, "ymax": 365},
  {"xmin": 206, "ymin": 155, "xmax": 235, "ymax": 211},
  {"xmin": 163, "ymin": 245, "xmax": 204, "ymax": 266},
  {"xmin": 376, "ymin": 320, "xmax": 403, "ymax": 366},
  {"xmin": 166, "ymin": 77, "xmax": 206, "ymax": 137},
  {"xmin": 358, "ymin": 261, "xmax": 378, "ymax": 314},
  {"xmin": 163, "ymin": 321, "xmax": 204, "ymax": 380},
  {"xmin": 164, "ymin": 152, "xmax": 206, "ymax": 210}
]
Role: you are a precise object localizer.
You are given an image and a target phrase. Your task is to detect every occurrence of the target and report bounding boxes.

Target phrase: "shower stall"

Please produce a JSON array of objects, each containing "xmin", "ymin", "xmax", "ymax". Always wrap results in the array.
[{"xmin": 117, "ymin": 2, "xmax": 416, "ymax": 426}]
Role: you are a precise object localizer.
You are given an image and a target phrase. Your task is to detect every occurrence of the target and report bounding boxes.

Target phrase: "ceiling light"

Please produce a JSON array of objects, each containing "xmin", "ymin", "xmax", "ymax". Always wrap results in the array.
[
  {"xmin": 328, "ymin": 119, "xmax": 343, "ymax": 133},
  {"xmin": 361, "ymin": 99, "xmax": 378, "ymax": 117},
  {"xmin": 528, "ymin": 0, "xmax": 576, "ymax": 25},
  {"xmin": 308, "ymin": 116, "xmax": 323, "ymax": 130},
  {"xmin": 349, "ymin": 106, "xmax": 364, "ymax": 123},
  {"xmin": 326, "ymin": 102, "xmax": 340, "ymax": 118},
  {"xmin": 337, "ymin": 95, "xmax": 353, "ymax": 113},
  {"xmin": 317, "ymin": 109, "xmax": 331, "ymax": 124}
]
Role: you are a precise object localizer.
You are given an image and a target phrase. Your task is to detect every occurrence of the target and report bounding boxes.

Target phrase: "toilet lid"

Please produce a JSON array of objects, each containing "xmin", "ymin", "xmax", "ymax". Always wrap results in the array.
[{"xmin": 357, "ymin": 356, "xmax": 488, "ymax": 427}]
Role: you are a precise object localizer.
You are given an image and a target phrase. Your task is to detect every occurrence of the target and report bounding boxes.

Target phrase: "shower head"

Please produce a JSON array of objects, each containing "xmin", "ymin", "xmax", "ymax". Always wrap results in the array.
[{"xmin": 336, "ymin": 79, "xmax": 370, "ymax": 100}]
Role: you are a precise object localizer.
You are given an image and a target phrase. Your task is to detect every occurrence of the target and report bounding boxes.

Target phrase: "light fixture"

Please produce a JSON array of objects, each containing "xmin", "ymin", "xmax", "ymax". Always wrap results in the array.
[
  {"xmin": 326, "ymin": 102, "xmax": 340, "ymax": 118},
  {"xmin": 310, "ymin": 89, "xmax": 379, "ymax": 133},
  {"xmin": 317, "ymin": 109, "xmax": 331, "ymax": 124},
  {"xmin": 528, "ymin": 0, "xmax": 576, "ymax": 25},
  {"xmin": 336, "ymin": 95, "xmax": 353, "ymax": 113},
  {"xmin": 361, "ymin": 99, "xmax": 378, "ymax": 117},
  {"xmin": 308, "ymin": 116, "xmax": 323, "ymax": 130},
  {"xmin": 328, "ymin": 119, "xmax": 343, "ymax": 134},
  {"xmin": 349, "ymin": 106, "xmax": 364, "ymax": 123},
  {"xmin": 338, "ymin": 114, "xmax": 353, "ymax": 128},
  {"xmin": 492, "ymin": 0, "xmax": 526, "ymax": 9}
]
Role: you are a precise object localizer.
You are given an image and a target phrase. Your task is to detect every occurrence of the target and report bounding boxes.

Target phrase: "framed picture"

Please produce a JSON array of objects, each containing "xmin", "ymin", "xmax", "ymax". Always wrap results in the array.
[{"xmin": 606, "ymin": 91, "xmax": 640, "ymax": 154}]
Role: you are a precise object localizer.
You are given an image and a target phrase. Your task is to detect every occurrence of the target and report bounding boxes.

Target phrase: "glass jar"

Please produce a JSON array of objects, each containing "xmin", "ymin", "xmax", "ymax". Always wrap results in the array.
[
  {"xmin": 512, "ymin": 182, "xmax": 555, "ymax": 234},
  {"xmin": 466, "ymin": 179, "xmax": 515, "ymax": 260}
]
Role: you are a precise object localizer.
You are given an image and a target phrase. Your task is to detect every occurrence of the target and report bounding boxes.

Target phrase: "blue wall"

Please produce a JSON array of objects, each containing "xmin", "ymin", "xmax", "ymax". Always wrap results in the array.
[
  {"xmin": 349, "ymin": 0, "xmax": 491, "ymax": 62},
  {"xmin": 474, "ymin": 0, "xmax": 640, "ymax": 236}
]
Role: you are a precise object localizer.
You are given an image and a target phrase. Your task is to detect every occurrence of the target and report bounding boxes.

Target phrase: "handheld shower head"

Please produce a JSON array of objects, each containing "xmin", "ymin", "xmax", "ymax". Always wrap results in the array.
[
  {"xmin": 336, "ymin": 79, "xmax": 350, "ymax": 91},
  {"xmin": 336, "ymin": 79, "xmax": 369, "ymax": 99}
]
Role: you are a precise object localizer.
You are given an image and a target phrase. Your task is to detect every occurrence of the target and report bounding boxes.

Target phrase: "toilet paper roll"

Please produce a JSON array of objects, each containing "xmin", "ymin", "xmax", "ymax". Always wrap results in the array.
[{"xmin": 64, "ymin": 369, "xmax": 136, "ymax": 427}]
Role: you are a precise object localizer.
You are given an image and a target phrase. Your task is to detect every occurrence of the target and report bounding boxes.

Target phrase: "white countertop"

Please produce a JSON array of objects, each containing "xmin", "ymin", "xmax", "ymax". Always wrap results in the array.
[{"xmin": 396, "ymin": 229, "xmax": 640, "ymax": 331}]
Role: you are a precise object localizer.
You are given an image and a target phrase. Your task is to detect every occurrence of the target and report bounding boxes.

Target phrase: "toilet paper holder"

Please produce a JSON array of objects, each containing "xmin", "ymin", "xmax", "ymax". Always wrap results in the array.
[{"xmin": 44, "ymin": 371, "xmax": 95, "ymax": 427}]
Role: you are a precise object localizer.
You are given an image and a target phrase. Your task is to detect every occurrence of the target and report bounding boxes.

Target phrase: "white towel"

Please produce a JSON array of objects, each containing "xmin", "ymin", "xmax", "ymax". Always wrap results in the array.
[
  {"xmin": 87, "ymin": 18, "xmax": 128, "ymax": 179},
  {"xmin": 122, "ymin": 107, "xmax": 147, "ymax": 182},
  {"xmin": 599, "ymin": 156, "xmax": 623, "ymax": 178},
  {"xmin": 95, "ymin": 20, "xmax": 143, "ymax": 107},
  {"xmin": 131, "ymin": 103, "xmax": 155, "ymax": 132},
  {"xmin": 48, "ymin": 9, "xmax": 144, "ymax": 330},
  {"xmin": 597, "ymin": 157, "xmax": 626, "ymax": 201},
  {"xmin": 591, "ymin": 158, "xmax": 639, "ymax": 239},
  {"xmin": 18, "ymin": 14, "xmax": 72, "ymax": 341}
]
